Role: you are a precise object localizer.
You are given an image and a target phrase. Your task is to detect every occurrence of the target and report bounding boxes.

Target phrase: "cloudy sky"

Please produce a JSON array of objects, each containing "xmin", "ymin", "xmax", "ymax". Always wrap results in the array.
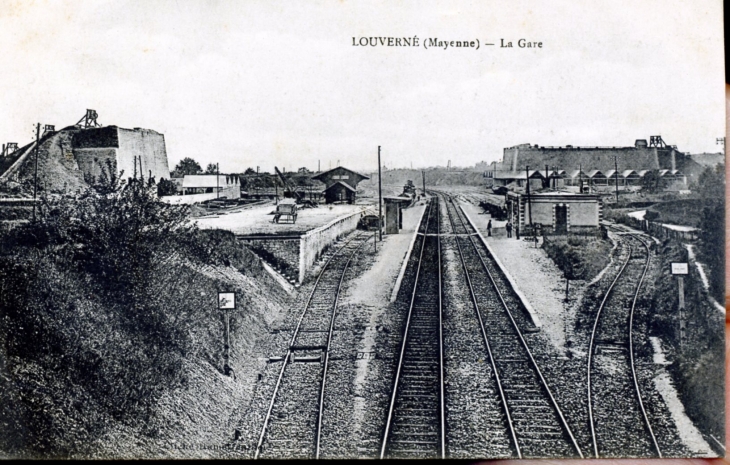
[{"xmin": 0, "ymin": 0, "xmax": 724, "ymax": 173}]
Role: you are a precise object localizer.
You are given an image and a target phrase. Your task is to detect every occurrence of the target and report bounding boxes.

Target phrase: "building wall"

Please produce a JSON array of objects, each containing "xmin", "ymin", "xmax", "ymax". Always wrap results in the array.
[
  {"xmin": 160, "ymin": 185, "xmax": 241, "ymax": 204},
  {"xmin": 516, "ymin": 195, "xmax": 601, "ymax": 231},
  {"xmin": 528, "ymin": 202, "xmax": 554, "ymax": 225},
  {"xmin": 71, "ymin": 126, "xmax": 170, "ymax": 184},
  {"xmin": 501, "ymin": 145, "xmax": 692, "ymax": 174},
  {"xmin": 117, "ymin": 128, "xmax": 170, "ymax": 182},
  {"xmin": 385, "ymin": 202, "xmax": 399, "ymax": 234},
  {"xmin": 324, "ymin": 183, "xmax": 355, "ymax": 204},
  {"xmin": 73, "ymin": 148, "xmax": 118, "ymax": 180}
]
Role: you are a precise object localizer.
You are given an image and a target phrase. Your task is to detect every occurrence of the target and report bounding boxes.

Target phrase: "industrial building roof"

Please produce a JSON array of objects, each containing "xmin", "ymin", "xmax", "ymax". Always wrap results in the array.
[{"xmin": 493, "ymin": 170, "xmax": 545, "ymax": 179}]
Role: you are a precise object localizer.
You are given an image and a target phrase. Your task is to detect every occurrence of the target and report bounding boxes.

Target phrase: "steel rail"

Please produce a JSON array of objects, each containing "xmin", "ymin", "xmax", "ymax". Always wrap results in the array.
[
  {"xmin": 608, "ymin": 229, "xmax": 664, "ymax": 457},
  {"xmin": 445, "ymin": 193, "xmax": 584, "ymax": 459},
  {"xmin": 586, "ymin": 225, "xmax": 652, "ymax": 458},
  {"xmin": 626, "ymin": 233, "xmax": 662, "ymax": 457},
  {"xmin": 315, "ymin": 234, "xmax": 373, "ymax": 458},
  {"xmin": 436, "ymin": 196, "xmax": 446, "ymax": 459},
  {"xmin": 380, "ymin": 198, "xmax": 445, "ymax": 459},
  {"xmin": 586, "ymin": 234, "xmax": 632, "ymax": 457},
  {"xmin": 441, "ymin": 193, "xmax": 521, "ymax": 458},
  {"xmin": 254, "ymin": 232, "xmax": 365, "ymax": 459}
]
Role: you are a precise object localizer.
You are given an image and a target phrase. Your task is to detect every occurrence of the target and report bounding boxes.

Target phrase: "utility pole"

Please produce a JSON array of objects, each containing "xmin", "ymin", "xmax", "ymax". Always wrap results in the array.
[
  {"xmin": 217, "ymin": 163, "xmax": 220, "ymax": 199},
  {"xmin": 614, "ymin": 155, "xmax": 619, "ymax": 204},
  {"xmin": 378, "ymin": 146, "xmax": 383, "ymax": 241},
  {"xmin": 32, "ymin": 123, "xmax": 40, "ymax": 222},
  {"xmin": 579, "ymin": 163, "xmax": 583, "ymax": 193},
  {"xmin": 526, "ymin": 165, "xmax": 533, "ymax": 232},
  {"xmin": 422, "ymin": 170, "xmax": 426, "ymax": 196},
  {"xmin": 545, "ymin": 164, "xmax": 549, "ymax": 189}
]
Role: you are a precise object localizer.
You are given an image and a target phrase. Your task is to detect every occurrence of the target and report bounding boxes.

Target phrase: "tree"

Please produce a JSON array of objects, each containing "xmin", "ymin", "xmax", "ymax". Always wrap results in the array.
[
  {"xmin": 641, "ymin": 170, "xmax": 665, "ymax": 193},
  {"xmin": 695, "ymin": 163, "xmax": 725, "ymax": 200},
  {"xmin": 204, "ymin": 163, "xmax": 218, "ymax": 175},
  {"xmin": 698, "ymin": 203, "xmax": 724, "ymax": 302},
  {"xmin": 171, "ymin": 157, "xmax": 202, "ymax": 178},
  {"xmin": 696, "ymin": 164, "xmax": 725, "ymax": 301},
  {"xmin": 157, "ymin": 178, "xmax": 178, "ymax": 196},
  {"xmin": 244, "ymin": 167, "xmax": 257, "ymax": 175}
]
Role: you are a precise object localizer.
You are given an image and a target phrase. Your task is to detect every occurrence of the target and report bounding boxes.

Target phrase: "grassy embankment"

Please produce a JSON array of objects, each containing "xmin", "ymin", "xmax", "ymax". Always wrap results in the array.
[
  {"xmin": 0, "ymin": 180, "xmax": 289, "ymax": 458},
  {"xmin": 541, "ymin": 235, "xmax": 613, "ymax": 282}
]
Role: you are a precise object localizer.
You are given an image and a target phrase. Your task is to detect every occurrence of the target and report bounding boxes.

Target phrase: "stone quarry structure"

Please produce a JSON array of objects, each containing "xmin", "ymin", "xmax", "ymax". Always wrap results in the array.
[
  {"xmin": 0, "ymin": 111, "xmax": 170, "ymax": 193},
  {"xmin": 484, "ymin": 136, "xmax": 702, "ymax": 188}
]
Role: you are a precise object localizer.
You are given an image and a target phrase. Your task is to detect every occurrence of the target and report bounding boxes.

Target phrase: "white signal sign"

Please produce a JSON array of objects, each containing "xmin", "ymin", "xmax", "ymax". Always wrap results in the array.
[
  {"xmin": 671, "ymin": 263, "xmax": 689, "ymax": 275},
  {"xmin": 218, "ymin": 292, "xmax": 236, "ymax": 309}
]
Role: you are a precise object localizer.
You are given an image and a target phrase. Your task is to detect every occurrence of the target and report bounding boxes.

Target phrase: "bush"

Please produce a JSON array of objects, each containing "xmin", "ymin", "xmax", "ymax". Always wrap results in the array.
[
  {"xmin": 542, "ymin": 235, "xmax": 612, "ymax": 281},
  {"xmin": 0, "ymin": 178, "xmax": 251, "ymax": 455}
]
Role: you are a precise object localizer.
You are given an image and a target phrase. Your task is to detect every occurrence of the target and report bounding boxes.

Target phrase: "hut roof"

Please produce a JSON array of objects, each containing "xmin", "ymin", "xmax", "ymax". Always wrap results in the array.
[{"xmin": 323, "ymin": 180, "xmax": 356, "ymax": 192}]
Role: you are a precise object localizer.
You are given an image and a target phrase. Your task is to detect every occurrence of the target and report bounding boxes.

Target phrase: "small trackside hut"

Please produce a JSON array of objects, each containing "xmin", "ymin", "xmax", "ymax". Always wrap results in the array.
[
  {"xmin": 505, "ymin": 191, "xmax": 602, "ymax": 235},
  {"xmin": 311, "ymin": 166, "xmax": 370, "ymax": 204},
  {"xmin": 383, "ymin": 196, "xmax": 412, "ymax": 234}
]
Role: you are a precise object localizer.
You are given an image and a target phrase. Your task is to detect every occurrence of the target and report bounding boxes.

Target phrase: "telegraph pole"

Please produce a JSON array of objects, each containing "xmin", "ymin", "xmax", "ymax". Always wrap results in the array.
[
  {"xmin": 579, "ymin": 163, "xmax": 583, "ymax": 193},
  {"xmin": 378, "ymin": 146, "xmax": 383, "ymax": 241},
  {"xmin": 526, "ymin": 165, "xmax": 533, "ymax": 230},
  {"xmin": 422, "ymin": 170, "xmax": 426, "ymax": 196},
  {"xmin": 216, "ymin": 163, "xmax": 220, "ymax": 199},
  {"xmin": 32, "ymin": 123, "xmax": 40, "ymax": 222},
  {"xmin": 614, "ymin": 155, "xmax": 619, "ymax": 204}
]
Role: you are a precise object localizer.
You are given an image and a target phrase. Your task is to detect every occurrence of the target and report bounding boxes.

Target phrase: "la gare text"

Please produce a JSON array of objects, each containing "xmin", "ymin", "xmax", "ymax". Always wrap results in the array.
[{"xmin": 351, "ymin": 37, "xmax": 543, "ymax": 50}]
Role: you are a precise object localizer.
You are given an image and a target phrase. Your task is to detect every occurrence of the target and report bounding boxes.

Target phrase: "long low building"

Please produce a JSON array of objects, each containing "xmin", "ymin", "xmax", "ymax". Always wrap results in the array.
[
  {"xmin": 506, "ymin": 191, "xmax": 603, "ymax": 234},
  {"xmin": 483, "ymin": 135, "xmax": 697, "ymax": 188}
]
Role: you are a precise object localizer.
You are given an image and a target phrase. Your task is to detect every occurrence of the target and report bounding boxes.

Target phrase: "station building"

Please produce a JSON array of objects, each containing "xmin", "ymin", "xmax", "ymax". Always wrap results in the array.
[
  {"xmin": 311, "ymin": 166, "xmax": 369, "ymax": 204},
  {"xmin": 506, "ymin": 191, "xmax": 602, "ymax": 235}
]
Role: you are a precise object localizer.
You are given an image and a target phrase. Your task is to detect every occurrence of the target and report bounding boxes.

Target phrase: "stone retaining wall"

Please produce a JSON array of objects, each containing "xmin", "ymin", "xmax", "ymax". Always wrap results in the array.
[{"xmin": 298, "ymin": 207, "xmax": 373, "ymax": 283}]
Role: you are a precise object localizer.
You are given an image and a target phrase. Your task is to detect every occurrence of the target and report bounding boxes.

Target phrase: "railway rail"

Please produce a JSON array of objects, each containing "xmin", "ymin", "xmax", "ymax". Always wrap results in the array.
[
  {"xmin": 380, "ymin": 198, "xmax": 446, "ymax": 459},
  {"xmin": 587, "ymin": 226, "xmax": 661, "ymax": 458},
  {"xmin": 438, "ymin": 191, "xmax": 583, "ymax": 459},
  {"xmin": 254, "ymin": 231, "xmax": 372, "ymax": 459}
]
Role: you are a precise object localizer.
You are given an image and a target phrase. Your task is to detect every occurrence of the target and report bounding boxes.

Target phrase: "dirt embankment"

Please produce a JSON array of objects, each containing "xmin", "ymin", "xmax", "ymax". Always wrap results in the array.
[
  {"xmin": 0, "ymin": 223, "xmax": 295, "ymax": 459},
  {"xmin": 0, "ymin": 129, "xmax": 88, "ymax": 196}
]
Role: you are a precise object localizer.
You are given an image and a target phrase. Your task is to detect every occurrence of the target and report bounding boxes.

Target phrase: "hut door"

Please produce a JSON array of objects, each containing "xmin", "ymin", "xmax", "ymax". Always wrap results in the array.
[{"xmin": 555, "ymin": 205, "xmax": 568, "ymax": 233}]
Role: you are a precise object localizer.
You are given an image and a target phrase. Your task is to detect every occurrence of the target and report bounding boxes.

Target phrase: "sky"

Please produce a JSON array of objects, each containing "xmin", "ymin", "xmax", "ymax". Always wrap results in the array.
[{"xmin": 0, "ymin": 0, "xmax": 725, "ymax": 173}]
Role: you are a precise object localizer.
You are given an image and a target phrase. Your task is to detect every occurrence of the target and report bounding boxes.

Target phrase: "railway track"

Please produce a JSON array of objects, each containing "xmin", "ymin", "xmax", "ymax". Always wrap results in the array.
[
  {"xmin": 438, "ymin": 191, "xmax": 584, "ymax": 459},
  {"xmin": 380, "ymin": 198, "xmax": 446, "ymax": 459},
  {"xmin": 254, "ymin": 231, "xmax": 372, "ymax": 459},
  {"xmin": 587, "ymin": 227, "xmax": 661, "ymax": 458}
]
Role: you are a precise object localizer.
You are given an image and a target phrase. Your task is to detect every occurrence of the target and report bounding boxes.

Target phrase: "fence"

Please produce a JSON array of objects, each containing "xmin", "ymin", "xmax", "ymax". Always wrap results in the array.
[{"xmin": 616, "ymin": 214, "xmax": 699, "ymax": 241}]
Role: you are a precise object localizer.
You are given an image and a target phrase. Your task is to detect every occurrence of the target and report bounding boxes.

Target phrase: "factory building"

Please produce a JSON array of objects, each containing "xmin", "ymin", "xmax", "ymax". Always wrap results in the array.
[
  {"xmin": 311, "ymin": 166, "xmax": 370, "ymax": 204},
  {"xmin": 484, "ymin": 136, "xmax": 698, "ymax": 188}
]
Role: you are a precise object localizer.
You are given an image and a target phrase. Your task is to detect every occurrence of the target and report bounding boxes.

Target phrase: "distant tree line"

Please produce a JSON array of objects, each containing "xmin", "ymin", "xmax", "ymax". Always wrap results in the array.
[{"xmin": 168, "ymin": 158, "xmax": 323, "ymax": 193}]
